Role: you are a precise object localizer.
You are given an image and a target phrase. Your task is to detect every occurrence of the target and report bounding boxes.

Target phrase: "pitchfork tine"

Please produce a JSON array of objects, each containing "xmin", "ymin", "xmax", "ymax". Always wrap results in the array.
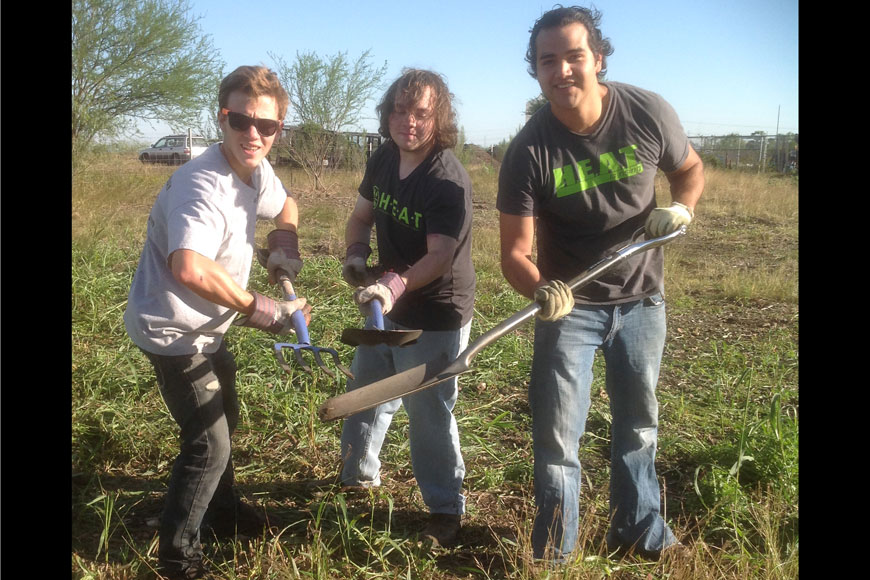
[{"xmin": 272, "ymin": 270, "xmax": 354, "ymax": 380}]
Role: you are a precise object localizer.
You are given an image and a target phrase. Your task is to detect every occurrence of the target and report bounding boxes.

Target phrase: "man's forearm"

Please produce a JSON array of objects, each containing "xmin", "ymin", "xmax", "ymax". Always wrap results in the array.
[
  {"xmin": 170, "ymin": 249, "xmax": 255, "ymax": 314},
  {"xmin": 501, "ymin": 253, "xmax": 544, "ymax": 301}
]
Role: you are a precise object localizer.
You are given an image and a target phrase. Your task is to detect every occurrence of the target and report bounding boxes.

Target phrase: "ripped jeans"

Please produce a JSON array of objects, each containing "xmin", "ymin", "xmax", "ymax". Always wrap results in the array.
[
  {"xmin": 528, "ymin": 293, "xmax": 677, "ymax": 561},
  {"xmin": 141, "ymin": 342, "xmax": 240, "ymax": 573}
]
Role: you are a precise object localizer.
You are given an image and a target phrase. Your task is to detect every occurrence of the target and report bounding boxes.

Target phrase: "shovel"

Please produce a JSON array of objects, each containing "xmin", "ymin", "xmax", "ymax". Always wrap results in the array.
[
  {"xmin": 317, "ymin": 226, "xmax": 687, "ymax": 422},
  {"xmin": 340, "ymin": 298, "xmax": 422, "ymax": 347},
  {"xmin": 272, "ymin": 270, "xmax": 354, "ymax": 380}
]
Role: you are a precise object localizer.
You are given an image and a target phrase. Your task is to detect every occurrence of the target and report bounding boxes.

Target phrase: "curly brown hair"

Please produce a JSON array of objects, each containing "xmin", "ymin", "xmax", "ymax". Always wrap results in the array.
[
  {"xmin": 218, "ymin": 65, "xmax": 289, "ymax": 121},
  {"xmin": 376, "ymin": 68, "xmax": 458, "ymax": 150}
]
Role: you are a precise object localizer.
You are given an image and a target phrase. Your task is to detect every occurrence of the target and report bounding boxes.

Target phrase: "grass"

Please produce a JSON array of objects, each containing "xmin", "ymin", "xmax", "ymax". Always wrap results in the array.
[{"xmin": 72, "ymin": 154, "xmax": 798, "ymax": 579}]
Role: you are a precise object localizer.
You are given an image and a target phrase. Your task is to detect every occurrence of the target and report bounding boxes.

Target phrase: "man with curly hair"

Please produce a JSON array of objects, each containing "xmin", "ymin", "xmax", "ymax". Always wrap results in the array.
[
  {"xmin": 338, "ymin": 68, "xmax": 475, "ymax": 549},
  {"xmin": 498, "ymin": 5, "xmax": 704, "ymax": 563}
]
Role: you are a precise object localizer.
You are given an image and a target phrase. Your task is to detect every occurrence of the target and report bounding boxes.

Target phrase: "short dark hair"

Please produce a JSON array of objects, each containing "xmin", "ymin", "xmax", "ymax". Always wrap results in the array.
[
  {"xmin": 525, "ymin": 5, "xmax": 614, "ymax": 80},
  {"xmin": 376, "ymin": 68, "xmax": 458, "ymax": 150}
]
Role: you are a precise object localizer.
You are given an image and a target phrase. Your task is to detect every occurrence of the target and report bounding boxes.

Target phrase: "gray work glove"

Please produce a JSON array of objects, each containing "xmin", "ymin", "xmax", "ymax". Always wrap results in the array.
[
  {"xmin": 260, "ymin": 229, "xmax": 303, "ymax": 284},
  {"xmin": 354, "ymin": 272, "xmax": 406, "ymax": 315},
  {"xmin": 535, "ymin": 279, "xmax": 575, "ymax": 322},
  {"xmin": 233, "ymin": 291, "xmax": 306, "ymax": 335},
  {"xmin": 342, "ymin": 242, "xmax": 372, "ymax": 287},
  {"xmin": 645, "ymin": 202, "xmax": 693, "ymax": 237}
]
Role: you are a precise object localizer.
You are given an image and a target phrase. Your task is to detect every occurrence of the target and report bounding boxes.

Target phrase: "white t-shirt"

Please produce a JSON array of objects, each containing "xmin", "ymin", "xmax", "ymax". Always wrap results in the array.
[{"xmin": 124, "ymin": 143, "xmax": 289, "ymax": 354}]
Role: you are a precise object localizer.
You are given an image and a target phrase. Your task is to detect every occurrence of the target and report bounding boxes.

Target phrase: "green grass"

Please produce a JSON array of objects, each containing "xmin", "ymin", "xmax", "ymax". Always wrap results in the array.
[{"xmin": 72, "ymin": 155, "xmax": 798, "ymax": 579}]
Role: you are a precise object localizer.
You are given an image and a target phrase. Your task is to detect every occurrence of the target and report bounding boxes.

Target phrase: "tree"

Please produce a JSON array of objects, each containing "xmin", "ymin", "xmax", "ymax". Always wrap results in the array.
[
  {"xmin": 271, "ymin": 49, "xmax": 388, "ymax": 189},
  {"xmin": 71, "ymin": 0, "xmax": 223, "ymax": 159},
  {"xmin": 453, "ymin": 126, "xmax": 471, "ymax": 165},
  {"xmin": 525, "ymin": 94, "xmax": 548, "ymax": 119}
]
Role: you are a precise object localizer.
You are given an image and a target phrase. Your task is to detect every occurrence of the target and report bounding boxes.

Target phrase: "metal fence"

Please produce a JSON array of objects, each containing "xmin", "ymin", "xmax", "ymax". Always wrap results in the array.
[{"xmin": 689, "ymin": 133, "xmax": 798, "ymax": 173}]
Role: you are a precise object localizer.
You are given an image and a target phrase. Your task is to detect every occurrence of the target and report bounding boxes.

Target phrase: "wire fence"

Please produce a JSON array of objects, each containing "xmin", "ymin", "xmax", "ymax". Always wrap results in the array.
[{"xmin": 688, "ymin": 133, "xmax": 798, "ymax": 174}]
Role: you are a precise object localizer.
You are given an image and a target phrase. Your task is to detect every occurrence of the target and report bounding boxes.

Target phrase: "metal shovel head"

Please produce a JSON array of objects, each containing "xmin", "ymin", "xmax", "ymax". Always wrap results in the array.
[
  {"xmin": 317, "ymin": 226, "xmax": 688, "ymax": 422},
  {"xmin": 317, "ymin": 352, "xmax": 456, "ymax": 421},
  {"xmin": 339, "ymin": 327, "xmax": 423, "ymax": 347}
]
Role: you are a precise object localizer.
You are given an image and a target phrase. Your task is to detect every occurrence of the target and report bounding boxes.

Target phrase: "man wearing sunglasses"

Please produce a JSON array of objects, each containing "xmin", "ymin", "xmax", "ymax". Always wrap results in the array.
[
  {"xmin": 338, "ymin": 68, "xmax": 475, "ymax": 550},
  {"xmin": 124, "ymin": 65, "xmax": 307, "ymax": 580}
]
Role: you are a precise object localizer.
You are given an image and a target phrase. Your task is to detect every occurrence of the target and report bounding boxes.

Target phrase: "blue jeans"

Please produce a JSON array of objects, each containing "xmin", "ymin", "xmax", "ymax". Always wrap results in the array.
[
  {"xmin": 141, "ymin": 342, "xmax": 240, "ymax": 573},
  {"xmin": 340, "ymin": 318, "xmax": 471, "ymax": 514},
  {"xmin": 528, "ymin": 293, "xmax": 677, "ymax": 561}
]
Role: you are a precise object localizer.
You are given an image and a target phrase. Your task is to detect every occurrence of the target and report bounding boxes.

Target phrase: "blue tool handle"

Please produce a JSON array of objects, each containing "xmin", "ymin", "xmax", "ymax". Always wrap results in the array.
[
  {"xmin": 369, "ymin": 298, "xmax": 385, "ymax": 330},
  {"xmin": 279, "ymin": 272, "xmax": 311, "ymax": 345}
]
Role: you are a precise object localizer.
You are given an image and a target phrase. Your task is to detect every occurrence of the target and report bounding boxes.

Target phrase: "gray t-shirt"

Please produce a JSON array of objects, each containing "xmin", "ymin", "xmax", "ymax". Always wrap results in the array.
[
  {"xmin": 497, "ymin": 81, "xmax": 689, "ymax": 304},
  {"xmin": 124, "ymin": 143, "xmax": 289, "ymax": 354}
]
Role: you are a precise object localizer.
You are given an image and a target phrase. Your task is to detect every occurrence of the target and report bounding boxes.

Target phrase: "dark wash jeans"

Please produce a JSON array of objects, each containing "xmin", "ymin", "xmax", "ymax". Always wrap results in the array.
[{"xmin": 141, "ymin": 342, "xmax": 240, "ymax": 572}]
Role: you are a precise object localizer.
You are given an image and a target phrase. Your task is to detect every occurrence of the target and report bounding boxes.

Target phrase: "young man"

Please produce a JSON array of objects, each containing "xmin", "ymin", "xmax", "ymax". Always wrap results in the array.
[
  {"xmin": 339, "ymin": 68, "xmax": 475, "ymax": 549},
  {"xmin": 497, "ymin": 6, "xmax": 704, "ymax": 562},
  {"xmin": 124, "ymin": 65, "xmax": 308, "ymax": 580}
]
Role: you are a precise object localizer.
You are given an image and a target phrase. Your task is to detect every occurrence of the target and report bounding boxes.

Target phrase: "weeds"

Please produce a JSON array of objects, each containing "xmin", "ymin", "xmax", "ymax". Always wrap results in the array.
[{"xmin": 72, "ymin": 159, "xmax": 798, "ymax": 578}]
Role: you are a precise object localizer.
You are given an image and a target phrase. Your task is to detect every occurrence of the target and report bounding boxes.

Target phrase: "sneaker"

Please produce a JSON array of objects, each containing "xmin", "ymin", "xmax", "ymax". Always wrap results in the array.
[
  {"xmin": 420, "ymin": 513, "xmax": 461, "ymax": 549},
  {"xmin": 201, "ymin": 500, "xmax": 273, "ymax": 540}
]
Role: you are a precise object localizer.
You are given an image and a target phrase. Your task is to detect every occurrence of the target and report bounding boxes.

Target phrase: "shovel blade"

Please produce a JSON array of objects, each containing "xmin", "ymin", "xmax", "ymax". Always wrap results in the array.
[
  {"xmin": 317, "ymin": 353, "xmax": 471, "ymax": 422},
  {"xmin": 340, "ymin": 328, "xmax": 422, "ymax": 347}
]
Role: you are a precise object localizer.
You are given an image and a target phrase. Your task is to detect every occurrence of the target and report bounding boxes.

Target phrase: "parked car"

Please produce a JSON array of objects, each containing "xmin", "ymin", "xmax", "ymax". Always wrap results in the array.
[{"xmin": 138, "ymin": 134, "xmax": 209, "ymax": 164}]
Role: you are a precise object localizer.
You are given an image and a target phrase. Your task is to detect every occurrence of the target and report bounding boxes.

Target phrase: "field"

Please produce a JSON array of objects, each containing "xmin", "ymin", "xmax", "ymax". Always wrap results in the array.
[{"xmin": 72, "ymin": 153, "xmax": 798, "ymax": 579}]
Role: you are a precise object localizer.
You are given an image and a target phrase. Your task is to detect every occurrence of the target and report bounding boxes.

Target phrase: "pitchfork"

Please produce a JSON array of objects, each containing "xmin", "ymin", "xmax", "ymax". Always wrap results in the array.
[{"xmin": 273, "ymin": 269, "xmax": 353, "ymax": 380}]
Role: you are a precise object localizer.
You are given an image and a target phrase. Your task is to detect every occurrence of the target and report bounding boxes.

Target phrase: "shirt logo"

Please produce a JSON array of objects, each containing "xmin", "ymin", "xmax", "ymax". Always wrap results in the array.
[
  {"xmin": 372, "ymin": 185, "xmax": 424, "ymax": 230},
  {"xmin": 553, "ymin": 144, "xmax": 643, "ymax": 198}
]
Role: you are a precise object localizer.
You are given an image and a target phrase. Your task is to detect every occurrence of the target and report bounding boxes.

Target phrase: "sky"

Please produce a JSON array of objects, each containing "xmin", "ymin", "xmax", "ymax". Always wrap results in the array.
[{"xmin": 138, "ymin": 0, "xmax": 799, "ymax": 146}]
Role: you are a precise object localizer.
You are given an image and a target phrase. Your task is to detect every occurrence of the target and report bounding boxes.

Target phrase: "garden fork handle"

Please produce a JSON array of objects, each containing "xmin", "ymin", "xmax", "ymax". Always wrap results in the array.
[
  {"xmin": 367, "ymin": 298, "xmax": 385, "ymax": 330},
  {"xmin": 277, "ymin": 270, "xmax": 311, "ymax": 345}
]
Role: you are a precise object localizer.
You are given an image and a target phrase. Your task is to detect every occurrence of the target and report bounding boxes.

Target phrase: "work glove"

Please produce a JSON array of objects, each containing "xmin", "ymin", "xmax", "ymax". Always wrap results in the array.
[
  {"xmin": 645, "ymin": 202, "xmax": 693, "ymax": 238},
  {"xmin": 342, "ymin": 242, "xmax": 372, "ymax": 287},
  {"xmin": 259, "ymin": 229, "xmax": 303, "ymax": 284},
  {"xmin": 354, "ymin": 272, "xmax": 406, "ymax": 316},
  {"xmin": 233, "ymin": 291, "xmax": 307, "ymax": 335},
  {"xmin": 535, "ymin": 279, "xmax": 575, "ymax": 322}
]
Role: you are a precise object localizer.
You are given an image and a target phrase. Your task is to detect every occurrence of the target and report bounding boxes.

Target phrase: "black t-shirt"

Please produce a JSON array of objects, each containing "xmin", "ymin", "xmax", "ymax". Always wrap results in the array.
[
  {"xmin": 497, "ymin": 81, "xmax": 690, "ymax": 304},
  {"xmin": 359, "ymin": 141, "xmax": 475, "ymax": 330}
]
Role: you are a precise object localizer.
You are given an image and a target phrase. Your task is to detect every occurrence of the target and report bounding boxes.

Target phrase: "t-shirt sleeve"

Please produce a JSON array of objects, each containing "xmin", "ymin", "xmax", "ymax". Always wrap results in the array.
[
  {"xmin": 653, "ymin": 96, "xmax": 690, "ymax": 173},
  {"xmin": 358, "ymin": 144, "xmax": 384, "ymax": 202},
  {"xmin": 256, "ymin": 165, "xmax": 291, "ymax": 219},
  {"xmin": 423, "ymin": 179, "xmax": 467, "ymax": 240},
  {"xmin": 168, "ymin": 197, "xmax": 227, "ymax": 261},
  {"xmin": 496, "ymin": 139, "xmax": 539, "ymax": 217}
]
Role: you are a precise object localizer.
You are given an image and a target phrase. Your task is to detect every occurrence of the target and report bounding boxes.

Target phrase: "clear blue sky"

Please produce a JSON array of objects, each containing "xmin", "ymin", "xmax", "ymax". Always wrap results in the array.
[{"xmin": 139, "ymin": 0, "xmax": 798, "ymax": 145}]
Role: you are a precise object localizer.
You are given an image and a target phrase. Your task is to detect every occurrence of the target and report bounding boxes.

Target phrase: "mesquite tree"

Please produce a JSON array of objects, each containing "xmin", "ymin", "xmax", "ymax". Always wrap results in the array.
[
  {"xmin": 271, "ymin": 49, "xmax": 387, "ymax": 190},
  {"xmin": 72, "ymin": 0, "xmax": 223, "ymax": 160}
]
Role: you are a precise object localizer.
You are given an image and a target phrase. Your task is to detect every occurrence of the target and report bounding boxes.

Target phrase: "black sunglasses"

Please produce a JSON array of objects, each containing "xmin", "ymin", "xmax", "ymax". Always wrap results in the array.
[{"xmin": 221, "ymin": 108, "xmax": 282, "ymax": 137}]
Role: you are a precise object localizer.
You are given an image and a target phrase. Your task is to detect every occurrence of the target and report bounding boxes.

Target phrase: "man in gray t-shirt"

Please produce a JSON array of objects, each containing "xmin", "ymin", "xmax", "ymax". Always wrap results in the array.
[
  {"xmin": 497, "ymin": 6, "xmax": 704, "ymax": 563},
  {"xmin": 124, "ymin": 66, "xmax": 307, "ymax": 580}
]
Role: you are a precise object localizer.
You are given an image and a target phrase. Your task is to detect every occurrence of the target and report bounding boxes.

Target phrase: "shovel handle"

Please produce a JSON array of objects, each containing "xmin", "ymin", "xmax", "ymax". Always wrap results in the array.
[
  {"xmin": 368, "ymin": 298, "xmax": 385, "ymax": 330},
  {"xmin": 278, "ymin": 271, "xmax": 311, "ymax": 345}
]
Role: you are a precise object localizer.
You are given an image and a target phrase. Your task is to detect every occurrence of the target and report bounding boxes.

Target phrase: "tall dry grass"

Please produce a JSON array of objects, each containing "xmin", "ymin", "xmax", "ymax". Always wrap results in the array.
[{"xmin": 71, "ymin": 154, "xmax": 798, "ymax": 579}]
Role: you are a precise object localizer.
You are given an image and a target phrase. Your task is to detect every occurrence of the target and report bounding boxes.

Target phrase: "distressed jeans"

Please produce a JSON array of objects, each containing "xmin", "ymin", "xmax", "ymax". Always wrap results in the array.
[
  {"xmin": 528, "ymin": 293, "xmax": 677, "ymax": 561},
  {"xmin": 141, "ymin": 342, "xmax": 240, "ymax": 573},
  {"xmin": 340, "ymin": 318, "xmax": 472, "ymax": 515}
]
